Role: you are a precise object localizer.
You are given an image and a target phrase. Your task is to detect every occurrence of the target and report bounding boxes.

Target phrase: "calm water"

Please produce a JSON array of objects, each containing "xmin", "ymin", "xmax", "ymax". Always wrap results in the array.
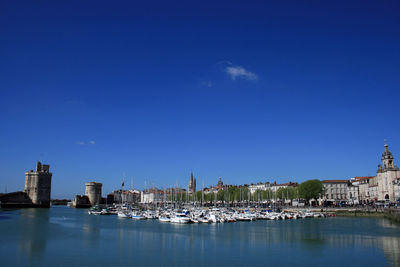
[{"xmin": 1, "ymin": 207, "xmax": 400, "ymax": 266}]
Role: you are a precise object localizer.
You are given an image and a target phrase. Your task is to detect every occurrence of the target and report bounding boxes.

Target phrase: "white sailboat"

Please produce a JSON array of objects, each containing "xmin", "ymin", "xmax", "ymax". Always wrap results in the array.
[{"xmin": 170, "ymin": 212, "xmax": 190, "ymax": 224}]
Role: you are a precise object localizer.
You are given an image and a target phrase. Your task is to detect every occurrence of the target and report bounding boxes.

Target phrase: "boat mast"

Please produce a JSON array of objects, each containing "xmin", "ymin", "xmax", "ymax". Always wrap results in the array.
[
  {"xmin": 202, "ymin": 182, "xmax": 204, "ymax": 208},
  {"xmin": 121, "ymin": 172, "xmax": 126, "ymax": 205}
]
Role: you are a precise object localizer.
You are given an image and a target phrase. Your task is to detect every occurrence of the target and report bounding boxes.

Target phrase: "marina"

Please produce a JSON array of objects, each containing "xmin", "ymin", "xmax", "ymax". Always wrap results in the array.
[
  {"xmin": 1, "ymin": 206, "xmax": 399, "ymax": 266},
  {"xmin": 1, "ymin": 1, "xmax": 400, "ymax": 266},
  {"xmin": 89, "ymin": 205, "xmax": 330, "ymax": 224}
]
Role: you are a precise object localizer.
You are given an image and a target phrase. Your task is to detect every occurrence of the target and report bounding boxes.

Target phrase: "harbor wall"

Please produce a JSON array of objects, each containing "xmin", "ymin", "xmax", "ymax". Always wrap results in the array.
[
  {"xmin": 0, "ymin": 191, "xmax": 48, "ymax": 208},
  {"xmin": 383, "ymin": 209, "xmax": 400, "ymax": 223}
]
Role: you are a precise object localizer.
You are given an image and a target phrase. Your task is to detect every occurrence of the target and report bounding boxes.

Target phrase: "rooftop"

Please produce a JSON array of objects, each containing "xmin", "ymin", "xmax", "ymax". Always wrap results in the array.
[
  {"xmin": 354, "ymin": 176, "xmax": 375, "ymax": 181},
  {"xmin": 321, "ymin": 180, "xmax": 349, "ymax": 183}
]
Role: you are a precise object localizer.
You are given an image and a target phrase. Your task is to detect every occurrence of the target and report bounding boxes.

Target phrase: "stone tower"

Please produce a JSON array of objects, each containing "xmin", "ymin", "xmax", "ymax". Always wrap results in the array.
[
  {"xmin": 381, "ymin": 144, "xmax": 396, "ymax": 171},
  {"xmin": 376, "ymin": 143, "xmax": 400, "ymax": 201},
  {"xmin": 24, "ymin": 161, "xmax": 52, "ymax": 207},
  {"xmin": 85, "ymin": 182, "xmax": 102, "ymax": 206}
]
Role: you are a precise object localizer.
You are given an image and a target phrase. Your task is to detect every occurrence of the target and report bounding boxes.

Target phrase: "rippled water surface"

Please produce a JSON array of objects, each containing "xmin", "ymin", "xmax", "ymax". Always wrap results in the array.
[{"xmin": 1, "ymin": 207, "xmax": 400, "ymax": 266}]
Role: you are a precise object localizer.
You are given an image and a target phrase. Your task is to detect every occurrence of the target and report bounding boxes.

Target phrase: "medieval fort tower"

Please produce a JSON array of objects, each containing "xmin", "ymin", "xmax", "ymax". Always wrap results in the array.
[{"xmin": 24, "ymin": 161, "xmax": 52, "ymax": 207}]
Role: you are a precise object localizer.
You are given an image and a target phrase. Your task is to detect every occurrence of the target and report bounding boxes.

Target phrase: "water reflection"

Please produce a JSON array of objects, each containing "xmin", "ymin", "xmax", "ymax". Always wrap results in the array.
[
  {"xmin": 3, "ymin": 208, "xmax": 400, "ymax": 266},
  {"xmin": 81, "ymin": 212, "xmax": 101, "ymax": 248},
  {"xmin": 118, "ymin": 219, "xmax": 400, "ymax": 266},
  {"xmin": 18, "ymin": 209, "xmax": 49, "ymax": 263}
]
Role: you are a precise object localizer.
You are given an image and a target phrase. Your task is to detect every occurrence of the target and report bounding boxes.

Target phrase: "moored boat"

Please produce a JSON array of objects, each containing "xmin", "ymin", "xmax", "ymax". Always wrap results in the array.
[{"xmin": 170, "ymin": 213, "xmax": 190, "ymax": 224}]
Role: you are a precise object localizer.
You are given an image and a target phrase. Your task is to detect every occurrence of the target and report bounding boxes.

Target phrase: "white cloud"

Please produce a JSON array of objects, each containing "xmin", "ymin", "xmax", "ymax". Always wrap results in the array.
[
  {"xmin": 225, "ymin": 65, "xmax": 258, "ymax": 81},
  {"xmin": 202, "ymin": 81, "xmax": 213, "ymax": 87},
  {"xmin": 76, "ymin": 140, "xmax": 95, "ymax": 145}
]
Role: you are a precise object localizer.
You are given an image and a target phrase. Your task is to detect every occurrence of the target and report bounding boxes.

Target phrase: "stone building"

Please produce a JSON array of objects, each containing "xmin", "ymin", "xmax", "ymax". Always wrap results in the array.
[
  {"xmin": 112, "ymin": 189, "xmax": 141, "ymax": 204},
  {"xmin": 347, "ymin": 183, "xmax": 359, "ymax": 205},
  {"xmin": 393, "ymin": 178, "xmax": 400, "ymax": 202},
  {"xmin": 352, "ymin": 176, "xmax": 376, "ymax": 203},
  {"xmin": 322, "ymin": 180, "xmax": 349, "ymax": 204},
  {"xmin": 270, "ymin": 181, "xmax": 298, "ymax": 192},
  {"xmin": 85, "ymin": 182, "xmax": 102, "ymax": 206},
  {"xmin": 376, "ymin": 144, "xmax": 400, "ymax": 201},
  {"xmin": 249, "ymin": 182, "xmax": 271, "ymax": 194},
  {"xmin": 369, "ymin": 184, "xmax": 379, "ymax": 201},
  {"xmin": 141, "ymin": 188, "xmax": 166, "ymax": 204},
  {"xmin": 24, "ymin": 161, "xmax": 52, "ymax": 207},
  {"xmin": 72, "ymin": 195, "xmax": 91, "ymax": 208},
  {"xmin": 141, "ymin": 192, "xmax": 156, "ymax": 204}
]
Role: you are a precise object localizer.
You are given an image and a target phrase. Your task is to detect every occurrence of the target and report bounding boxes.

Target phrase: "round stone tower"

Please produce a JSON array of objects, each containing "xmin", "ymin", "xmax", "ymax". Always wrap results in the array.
[{"xmin": 85, "ymin": 182, "xmax": 102, "ymax": 206}]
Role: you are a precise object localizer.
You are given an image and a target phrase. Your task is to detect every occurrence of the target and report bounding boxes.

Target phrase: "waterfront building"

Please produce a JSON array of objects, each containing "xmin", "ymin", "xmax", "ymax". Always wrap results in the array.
[
  {"xmin": 24, "ymin": 161, "xmax": 52, "ymax": 207},
  {"xmin": 322, "ymin": 180, "xmax": 349, "ymax": 204},
  {"xmin": 204, "ymin": 187, "xmax": 218, "ymax": 194},
  {"xmin": 393, "ymin": 178, "xmax": 400, "ymax": 202},
  {"xmin": 203, "ymin": 177, "xmax": 233, "ymax": 194},
  {"xmin": 141, "ymin": 188, "xmax": 166, "ymax": 204},
  {"xmin": 270, "ymin": 181, "xmax": 298, "ymax": 192},
  {"xmin": 141, "ymin": 192, "xmax": 156, "ymax": 203},
  {"xmin": 369, "ymin": 184, "xmax": 379, "ymax": 201},
  {"xmin": 352, "ymin": 176, "xmax": 376, "ymax": 204},
  {"xmin": 72, "ymin": 195, "xmax": 91, "ymax": 208},
  {"xmin": 248, "ymin": 181, "xmax": 298, "ymax": 194},
  {"xmin": 85, "ymin": 182, "xmax": 102, "ymax": 206},
  {"xmin": 347, "ymin": 183, "xmax": 359, "ymax": 205},
  {"xmin": 112, "ymin": 189, "xmax": 141, "ymax": 204},
  {"xmin": 376, "ymin": 144, "xmax": 400, "ymax": 201},
  {"xmin": 72, "ymin": 181, "xmax": 103, "ymax": 208},
  {"xmin": 0, "ymin": 161, "xmax": 53, "ymax": 208},
  {"xmin": 249, "ymin": 182, "xmax": 271, "ymax": 194}
]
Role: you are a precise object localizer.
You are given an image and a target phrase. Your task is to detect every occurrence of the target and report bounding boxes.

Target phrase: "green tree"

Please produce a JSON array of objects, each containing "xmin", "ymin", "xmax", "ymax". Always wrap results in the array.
[
  {"xmin": 217, "ymin": 189, "xmax": 225, "ymax": 202},
  {"xmin": 275, "ymin": 187, "xmax": 298, "ymax": 200},
  {"xmin": 298, "ymin": 180, "xmax": 324, "ymax": 202},
  {"xmin": 195, "ymin": 191, "xmax": 202, "ymax": 202}
]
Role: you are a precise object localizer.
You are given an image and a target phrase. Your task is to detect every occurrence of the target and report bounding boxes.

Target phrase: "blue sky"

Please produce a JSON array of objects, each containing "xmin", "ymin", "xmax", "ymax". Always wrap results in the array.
[{"xmin": 1, "ymin": 1, "xmax": 400, "ymax": 198}]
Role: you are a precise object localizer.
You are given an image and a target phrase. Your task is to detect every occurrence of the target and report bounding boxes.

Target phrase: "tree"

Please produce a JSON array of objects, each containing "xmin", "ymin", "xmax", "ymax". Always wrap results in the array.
[
  {"xmin": 298, "ymin": 180, "xmax": 324, "ymax": 202},
  {"xmin": 276, "ymin": 187, "xmax": 297, "ymax": 200},
  {"xmin": 217, "ymin": 189, "xmax": 225, "ymax": 202},
  {"xmin": 195, "ymin": 191, "xmax": 202, "ymax": 202}
]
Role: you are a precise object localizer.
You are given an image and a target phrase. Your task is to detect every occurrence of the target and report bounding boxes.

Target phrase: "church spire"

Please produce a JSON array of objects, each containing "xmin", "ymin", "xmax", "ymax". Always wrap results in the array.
[{"xmin": 188, "ymin": 170, "xmax": 194, "ymax": 194}]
